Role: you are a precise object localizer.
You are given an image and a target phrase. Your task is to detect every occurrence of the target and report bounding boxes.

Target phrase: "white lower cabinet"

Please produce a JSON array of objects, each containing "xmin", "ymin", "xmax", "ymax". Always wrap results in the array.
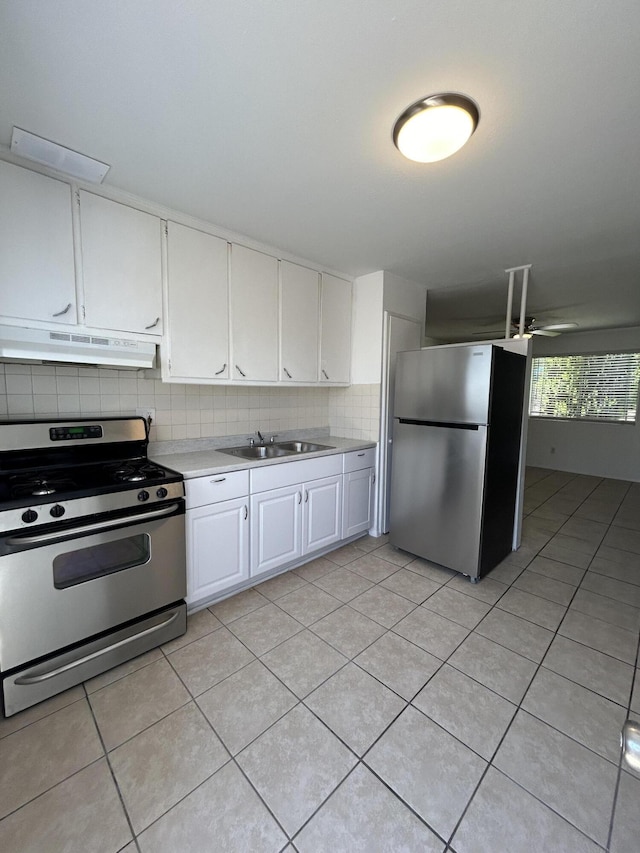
[
  {"xmin": 341, "ymin": 447, "xmax": 376, "ymax": 538},
  {"xmin": 250, "ymin": 474, "xmax": 342, "ymax": 578},
  {"xmin": 250, "ymin": 484, "xmax": 303, "ymax": 577},
  {"xmin": 186, "ymin": 449, "xmax": 374, "ymax": 607},
  {"xmin": 303, "ymin": 475, "xmax": 342, "ymax": 553},
  {"xmin": 185, "ymin": 471, "xmax": 250, "ymax": 605},
  {"xmin": 342, "ymin": 467, "xmax": 374, "ymax": 538}
]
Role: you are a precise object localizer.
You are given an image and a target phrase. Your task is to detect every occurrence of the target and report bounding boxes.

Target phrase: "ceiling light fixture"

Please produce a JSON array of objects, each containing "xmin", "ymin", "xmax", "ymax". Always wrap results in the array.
[
  {"xmin": 393, "ymin": 93, "xmax": 479, "ymax": 163},
  {"xmin": 11, "ymin": 127, "xmax": 110, "ymax": 183}
]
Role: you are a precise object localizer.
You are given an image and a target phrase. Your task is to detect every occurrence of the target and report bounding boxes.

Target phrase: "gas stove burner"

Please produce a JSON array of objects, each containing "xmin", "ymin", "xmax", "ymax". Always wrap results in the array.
[
  {"xmin": 32, "ymin": 482, "xmax": 56, "ymax": 496},
  {"xmin": 111, "ymin": 462, "xmax": 166, "ymax": 484},
  {"xmin": 11, "ymin": 476, "xmax": 77, "ymax": 499}
]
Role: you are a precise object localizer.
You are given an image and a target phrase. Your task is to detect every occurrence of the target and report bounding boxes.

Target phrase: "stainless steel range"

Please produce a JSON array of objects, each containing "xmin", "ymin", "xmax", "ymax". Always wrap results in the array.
[{"xmin": 0, "ymin": 416, "xmax": 186, "ymax": 717}]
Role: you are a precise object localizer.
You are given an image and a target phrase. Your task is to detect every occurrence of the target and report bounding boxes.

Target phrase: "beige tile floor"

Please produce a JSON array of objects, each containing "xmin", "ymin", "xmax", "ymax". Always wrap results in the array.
[{"xmin": 1, "ymin": 468, "xmax": 639, "ymax": 852}]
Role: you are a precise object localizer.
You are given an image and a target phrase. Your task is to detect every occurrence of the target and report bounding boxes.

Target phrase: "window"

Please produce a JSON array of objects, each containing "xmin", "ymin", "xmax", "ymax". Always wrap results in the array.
[{"xmin": 529, "ymin": 353, "xmax": 640, "ymax": 423}]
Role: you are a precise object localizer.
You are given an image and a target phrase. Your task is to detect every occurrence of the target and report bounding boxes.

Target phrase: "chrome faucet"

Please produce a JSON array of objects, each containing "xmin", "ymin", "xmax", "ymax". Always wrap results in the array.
[{"xmin": 256, "ymin": 430, "xmax": 265, "ymax": 445}]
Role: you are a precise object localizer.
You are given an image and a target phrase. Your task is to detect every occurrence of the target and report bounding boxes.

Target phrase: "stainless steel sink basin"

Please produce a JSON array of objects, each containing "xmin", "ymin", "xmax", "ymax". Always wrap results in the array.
[
  {"xmin": 276, "ymin": 440, "xmax": 334, "ymax": 453},
  {"xmin": 219, "ymin": 444, "xmax": 294, "ymax": 460},
  {"xmin": 219, "ymin": 440, "xmax": 334, "ymax": 460}
]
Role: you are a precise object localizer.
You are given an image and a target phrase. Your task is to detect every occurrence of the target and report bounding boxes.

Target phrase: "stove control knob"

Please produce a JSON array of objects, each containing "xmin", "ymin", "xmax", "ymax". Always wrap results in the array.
[
  {"xmin": 22, "ymin": 509, "xmax": 38, "ymax": 524},
  {"xmin": 50, "ymin": 504, "xmax": 65, "ymax": 518},
  {"xmin": 138, "ymin": 490, "xmax": 150, "ymax": 502},
  {"xmin": 156, "ymin": 487, "xmax": 168, "ymax": 499}
]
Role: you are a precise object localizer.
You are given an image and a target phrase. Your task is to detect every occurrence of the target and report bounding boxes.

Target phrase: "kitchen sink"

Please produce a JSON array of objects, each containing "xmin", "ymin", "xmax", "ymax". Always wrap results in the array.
[
  {"xmin": 219, "ymin": 440, "xmax": 334, "ymax": 460},
  {"xmin": 219, "ymin": 444, "xmax": 294, "ymax": 460},
  {"xmin": 276, "ymin": 440, "xmax": 334, "ymax": 453}
]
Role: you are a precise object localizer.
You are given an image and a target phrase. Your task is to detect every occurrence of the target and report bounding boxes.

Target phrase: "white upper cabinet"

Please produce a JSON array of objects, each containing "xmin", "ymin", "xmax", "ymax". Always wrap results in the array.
[
  {"xmin": 320, "ymin": 273, "xmax": 352, "ymax": 383},
  {"xmin": 0, "ymin": 160, "xmax": 77, "ymax": 324},
  {"xmin": 230, "ymin": 243, "xmax": 279, "ymax": 381},
  {"xmin": 164, "ymin": 221, "xmax": 229, "ymax": 381},
  {"xmin": 280, "ymin": 260, "xmax": 319, "ymax": 383},
  {"xmin": 78, "ymin": 191, "xmax": 163, "ymax": 335}
]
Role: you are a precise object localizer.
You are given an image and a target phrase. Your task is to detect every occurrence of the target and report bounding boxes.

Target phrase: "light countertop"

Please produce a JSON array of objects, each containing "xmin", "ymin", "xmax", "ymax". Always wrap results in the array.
[{"xmin": 151, "ymin": 435, "xmax": 376, "ymax": 479}]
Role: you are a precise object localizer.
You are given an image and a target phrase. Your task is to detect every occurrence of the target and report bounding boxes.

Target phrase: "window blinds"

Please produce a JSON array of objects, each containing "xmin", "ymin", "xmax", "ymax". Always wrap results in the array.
[{"xmin": 529, "ymin": 353, "xmax": 640, "ymax": 423}]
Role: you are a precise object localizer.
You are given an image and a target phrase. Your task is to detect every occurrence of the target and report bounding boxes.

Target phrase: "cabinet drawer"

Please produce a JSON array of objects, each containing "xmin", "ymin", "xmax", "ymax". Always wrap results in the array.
[
  {"xmin": 343, "ymin": 447, "xmax": 376, "ymax": 473},
  {"xmin": 250, "ymin": 454, "xmax": 342, "ymax": 493},
  {"xmin": 185, "ymin": 470, "xmax": 249, "ymax": 508}
]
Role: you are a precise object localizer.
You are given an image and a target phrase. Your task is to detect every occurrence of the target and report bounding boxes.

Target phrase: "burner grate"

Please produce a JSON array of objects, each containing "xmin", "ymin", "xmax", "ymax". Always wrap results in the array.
[
  {"xmin": 109, "ymin": 462, "xmax": 167, "ymax": 483},
  {"xmin": 11, "ymin": 475, "xmax": 78, "ymax": 498}
]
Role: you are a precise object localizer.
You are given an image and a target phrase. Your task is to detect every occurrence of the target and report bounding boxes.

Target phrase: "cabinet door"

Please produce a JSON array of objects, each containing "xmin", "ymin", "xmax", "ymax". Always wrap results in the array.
[
  {"xmin": 320, "ymin": 273, "xmax": 352, "ymax": 383},
  {"xmin": 250, "ymin": 484, "xmax": 302, "ymax": 576},
  {"xmin": 342, "ymin": 468, "xmax": 374, "ymax": 538},
  {"xmin": 303, "ymin": 474, "xmax": 342, "ymax": 554},
  {"xmin": 0, "ymin": 161, "xmax": 76, "ymax": 324},
  {"xmin": 230, "ymin": 244, "xmax": 278, "ymax": 381},
  {"xmin": 280, "ymin": 260, "xmax": 319, "ymax": 382},
  {"xmin": 186, "ymin": 497, "xmax": 249, "ymax": 605},
  {"xmin": 79, "ymin": 191, "xmax": 163, "ymax": 335},
  {"xmin": 165, "ymin": 222, "xmax": 229, "ymax": 380}
]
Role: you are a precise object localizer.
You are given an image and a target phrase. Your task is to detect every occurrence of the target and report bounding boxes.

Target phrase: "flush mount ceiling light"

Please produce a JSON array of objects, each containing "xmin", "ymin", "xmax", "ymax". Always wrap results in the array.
[{"xmin": 392, "ymin": 93, "xmax": 479, "ymax": 163}]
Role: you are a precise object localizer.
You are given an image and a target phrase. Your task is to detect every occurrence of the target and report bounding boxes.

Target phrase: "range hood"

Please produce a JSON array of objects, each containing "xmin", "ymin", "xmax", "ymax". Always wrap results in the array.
[{"xmin": 0, "ymin": 324, "xmax": 156, "ymax": 369}]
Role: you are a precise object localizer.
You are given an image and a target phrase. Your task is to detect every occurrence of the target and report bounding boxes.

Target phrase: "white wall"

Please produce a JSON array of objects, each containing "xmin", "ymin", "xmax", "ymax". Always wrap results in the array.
[
  {"xmin": 382, "ymin": 272, "xmax": 427, "ymax": 322},
  {"xmin": 351, "ymin": 272, "xmax": 384, "ymax": 384},
  {"xmin": 526, "ymin": 326, "xmax": 640, "ymax": 481}
]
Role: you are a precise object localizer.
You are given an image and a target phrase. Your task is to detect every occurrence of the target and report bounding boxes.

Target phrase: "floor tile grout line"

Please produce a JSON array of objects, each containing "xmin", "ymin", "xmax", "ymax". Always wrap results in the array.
[
  {"xmin": 152, "ymin": 646, "xmax": 295, "ymax": 844},
  {"xmin": 0, "ymin": 689, "xmax": 88, "ymax": 743},
  {"xmin": 446, "ymin": 470, "xmax": 619, "ymax": 848},
  {"xmin": 84, "ymin": 696, "xmax": 141, "ymax": 852},
  {"xmin": 519, "ymin": 474, "xmax": 635, "ymax": 845},
  {"xmin": 0, "ymin": 753, "xmax": 107, "ymax": 827},
  {"xmin": 605, "ymin": 632, "xmax": 640, "ymax": 852}
]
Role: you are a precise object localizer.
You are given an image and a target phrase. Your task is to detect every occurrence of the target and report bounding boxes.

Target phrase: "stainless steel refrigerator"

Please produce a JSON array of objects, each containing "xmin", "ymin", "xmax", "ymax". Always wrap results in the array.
[{"xmin": 389, "ymin": 344, "xmax": 526, "ymax": 581}]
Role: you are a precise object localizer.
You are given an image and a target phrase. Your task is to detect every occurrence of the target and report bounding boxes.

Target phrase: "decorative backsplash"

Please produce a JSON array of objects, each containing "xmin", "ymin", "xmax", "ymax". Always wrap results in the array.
[{"xmin": 0, "ymin": 363, "xmax": 380, "ymax": 442}]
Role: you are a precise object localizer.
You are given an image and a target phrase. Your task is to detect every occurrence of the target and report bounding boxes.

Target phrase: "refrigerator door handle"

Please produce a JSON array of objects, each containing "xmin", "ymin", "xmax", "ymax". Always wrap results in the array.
[{"xmin": 397, "ymin": 418, "xmax": 480, "ymax": 430}]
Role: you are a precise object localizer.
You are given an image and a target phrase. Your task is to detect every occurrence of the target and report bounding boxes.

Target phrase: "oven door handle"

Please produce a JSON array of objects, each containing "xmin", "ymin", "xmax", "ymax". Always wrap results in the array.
[
  {"xmin": 7, "ymin": 502, "xmax": 182, "ymax": 546},
  {"xmin": 14, "ymin": 609, "xmax": 182, "ymax": 685}
]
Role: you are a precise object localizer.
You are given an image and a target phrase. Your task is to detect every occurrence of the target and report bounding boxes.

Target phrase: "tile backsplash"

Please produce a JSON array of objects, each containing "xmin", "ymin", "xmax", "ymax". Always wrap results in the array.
[{"xmin": 0, "ymin": 363, "xmax": 380, "ymax": 443}]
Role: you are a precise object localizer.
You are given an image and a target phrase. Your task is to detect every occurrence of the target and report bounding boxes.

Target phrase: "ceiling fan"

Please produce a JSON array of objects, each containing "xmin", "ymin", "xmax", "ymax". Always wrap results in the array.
[
  {"xmin": 472, "ymin": 317, "xmax": 579, "ymax": 338},
  {"xmin": 510, "ymin": 318, "xmax": 579, "ymax": 337}
]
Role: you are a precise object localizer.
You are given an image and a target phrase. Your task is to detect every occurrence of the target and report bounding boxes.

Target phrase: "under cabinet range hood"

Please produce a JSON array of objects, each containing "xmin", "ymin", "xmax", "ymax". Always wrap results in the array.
[{"xmin": 0, "ymin": 324, "xmax": 156, "ymax": 368}]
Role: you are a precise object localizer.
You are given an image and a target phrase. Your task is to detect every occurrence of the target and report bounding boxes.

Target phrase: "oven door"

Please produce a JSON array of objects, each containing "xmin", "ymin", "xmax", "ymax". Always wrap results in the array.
[{"xmin": 0, "ymin": 502, "xmax": 186, "ymax": 672}]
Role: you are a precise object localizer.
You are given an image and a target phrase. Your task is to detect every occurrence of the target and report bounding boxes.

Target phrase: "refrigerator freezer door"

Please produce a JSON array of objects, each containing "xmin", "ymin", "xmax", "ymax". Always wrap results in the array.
[
  {"xmin": 394, "ymin": 345, "xmax": 493, "ymax": 424},
  {"xmin": 389, "ymin": 421, "xmax": 487, "ymax": 576}
]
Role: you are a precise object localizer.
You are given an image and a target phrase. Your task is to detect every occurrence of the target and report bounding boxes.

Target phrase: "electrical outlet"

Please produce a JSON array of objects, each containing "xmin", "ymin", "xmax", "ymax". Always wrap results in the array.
[{"xmin": 136, "ymin": 407, "xmax": 155, "ymax": 424}]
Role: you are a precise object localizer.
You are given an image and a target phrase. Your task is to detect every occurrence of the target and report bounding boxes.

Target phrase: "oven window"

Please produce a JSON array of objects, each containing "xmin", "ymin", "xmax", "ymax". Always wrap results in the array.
[{"xmin": 53, "ymin": 534, "xmax": 151, "ymax": 589}]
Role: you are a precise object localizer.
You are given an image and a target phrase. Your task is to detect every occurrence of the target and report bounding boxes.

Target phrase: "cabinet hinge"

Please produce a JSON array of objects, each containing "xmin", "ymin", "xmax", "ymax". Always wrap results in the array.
[
  {"xmin": 81, "ymin": 304, "xmax": 86, "ymax": 321},
  {"xmin": 75, "ymin": 190, "xmax": 80, "ymax": 206},
  {"xmin": 164, "ymin": 222, "xmax": 168, "ymax": 237}
]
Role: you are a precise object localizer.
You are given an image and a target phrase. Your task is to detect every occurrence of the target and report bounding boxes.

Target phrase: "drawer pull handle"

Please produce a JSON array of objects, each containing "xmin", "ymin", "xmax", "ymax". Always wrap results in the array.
[
  {"xmin": 305, "ymin": 490, "xmax": 309, "ymax": 503},
  {"xmin": 53, "ymin": 302, "xmax": 72, "ymax": 317},
  {"xmin": 214, "ymin": 363, "xmax": 227, "ymax": 376},
  {"xmin": 235, "ymin": 364, "xmax": 246, "ymax": 377},
  {"xmin": 372, "ymin": 472, "xmax": 376, "ymax": 484},
  {"xmin": 322, "ymin": 369, "xmax": 329, "ymax": 379},
  {"xmin": 244, "ymin": 505, "xmax": 248, "ymax": 520},
  {"xmin": 298, "ymin": 492, "xmax": 302, "ymax": 504},
  {"xmin": 357, "ymin": 452, "xmax": 365, "ymax": 457},
  {"xmin": 211, "ymin": 477, "xmax": 226, "ymax": 483},
  {"xmin": 145, "ymin": 316, "xmax": 160, "ymax": 330},
  {"xmin": 283, "ymin": 367, "xmax": 292, "ymax": 379}
]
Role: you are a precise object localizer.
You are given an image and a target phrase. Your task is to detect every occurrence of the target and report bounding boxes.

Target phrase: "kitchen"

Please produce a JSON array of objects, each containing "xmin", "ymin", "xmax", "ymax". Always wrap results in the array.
[{"xmin": 1, "ymin": 2, "xmax": 640, "ymax": 851}]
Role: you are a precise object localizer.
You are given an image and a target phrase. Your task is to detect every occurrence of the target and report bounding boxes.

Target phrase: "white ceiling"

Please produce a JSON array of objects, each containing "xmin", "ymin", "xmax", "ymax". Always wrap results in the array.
[{"xmin": 1, "ymin": 0, "xmax": 639, "ymax": 339}]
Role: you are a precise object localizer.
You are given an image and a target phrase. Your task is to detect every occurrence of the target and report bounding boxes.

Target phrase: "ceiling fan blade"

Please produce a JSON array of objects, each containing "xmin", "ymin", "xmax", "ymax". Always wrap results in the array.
[
  {"xmin": 532, "ymin": 329, "xmax": 561, "ymax": 336},
  {"xmin": 536, "ymin": 322, "xmax": 578, "ymax": 331}
]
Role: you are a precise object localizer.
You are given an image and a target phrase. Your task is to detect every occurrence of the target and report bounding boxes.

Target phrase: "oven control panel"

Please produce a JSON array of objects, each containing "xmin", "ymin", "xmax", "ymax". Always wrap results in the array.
[
  {"xmin": 50, "ymin": 424, "xmax": 103, "ymax": 441},
  {"xmin": 3, "ymin": 481, "xmax": 185, "ymax": 533}
]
